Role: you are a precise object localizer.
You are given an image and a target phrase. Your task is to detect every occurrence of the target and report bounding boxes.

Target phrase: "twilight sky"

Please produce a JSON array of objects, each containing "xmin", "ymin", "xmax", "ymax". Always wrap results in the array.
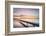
[
  {"xmin": 13, "ymin": 8, "xmax": 39, "ymax": 26},
  {"xmin": 13, "ymin": 8, "xmax": 39, "ymax": 17},
  {"xmin": 13, "ymin": 8, "xmax": 39, "ymax": 24}
]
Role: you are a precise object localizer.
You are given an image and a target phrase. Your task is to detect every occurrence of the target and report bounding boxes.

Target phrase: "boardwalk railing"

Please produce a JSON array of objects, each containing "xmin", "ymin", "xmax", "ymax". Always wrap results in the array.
[{"xmin": 14, "ymin": 18, "xmax": 39, "ymax": 27}]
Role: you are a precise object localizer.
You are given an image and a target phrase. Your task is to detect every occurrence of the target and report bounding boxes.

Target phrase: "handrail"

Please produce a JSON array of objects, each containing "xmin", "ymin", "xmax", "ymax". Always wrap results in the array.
[{"xmin": 14, "ymin": 18, "xmax": 39, "ymax": 27}]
